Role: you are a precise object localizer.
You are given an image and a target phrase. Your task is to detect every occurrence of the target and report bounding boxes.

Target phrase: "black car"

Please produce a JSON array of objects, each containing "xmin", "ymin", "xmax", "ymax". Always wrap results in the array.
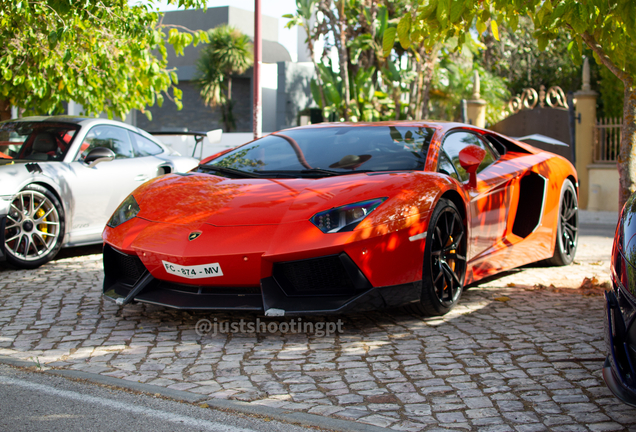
[{"xmin": 604, "ymin": 193, "xmax": 636, "ymax": 406}]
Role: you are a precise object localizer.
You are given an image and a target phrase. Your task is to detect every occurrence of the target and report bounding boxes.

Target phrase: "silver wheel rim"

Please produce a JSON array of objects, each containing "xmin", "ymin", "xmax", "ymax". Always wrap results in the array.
[{"xmin": 4, "ymin": 190, "xmax": 61, "ymax": 262}]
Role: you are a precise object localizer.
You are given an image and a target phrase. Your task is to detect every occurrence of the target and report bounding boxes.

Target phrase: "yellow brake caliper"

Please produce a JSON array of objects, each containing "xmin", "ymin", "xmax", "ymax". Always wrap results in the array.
[
  {"xmin": 445, "ymin": 235, "xmax": 455, "ymax": 290},
  {"xmin": 36, "ymin": 208, "xmax": 49, "ymax": 238}
]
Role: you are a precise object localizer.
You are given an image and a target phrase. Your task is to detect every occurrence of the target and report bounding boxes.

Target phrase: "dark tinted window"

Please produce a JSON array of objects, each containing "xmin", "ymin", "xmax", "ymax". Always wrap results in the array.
[
  {"xmin": 442, "ymin": 131, "xmax": 496, "ymax": 182},
  {"xmin": 206, "ymin": 126, "xmax": 435, "ymax": 177},
  {"xmin": 130, "ymin": 131, "xmax": 164, "ymax": 156},
  {"xmin": 0, "ymin": 121, "xmax": 79, "ymax": 161}
]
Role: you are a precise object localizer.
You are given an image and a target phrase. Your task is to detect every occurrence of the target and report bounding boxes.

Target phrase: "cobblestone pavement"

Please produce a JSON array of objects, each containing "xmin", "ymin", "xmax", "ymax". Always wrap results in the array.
[{"xmin": 1, "ymin": 215, "xmax": 634, "ymax": 431}]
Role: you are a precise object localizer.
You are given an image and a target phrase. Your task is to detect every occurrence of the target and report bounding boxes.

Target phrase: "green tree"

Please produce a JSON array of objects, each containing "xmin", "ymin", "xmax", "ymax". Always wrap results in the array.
[
  {"xmin": 480, "ymin": 17, "xmax": 583, "ymax": 97},
  {"xmin": 429, "ymin": 43, "xmax": 509, "ymax": 126},
  {"xmin": 286, "ymin": 0, "xmax": 441, "ymax": 122},
  {"xmin": 197, "ymin": 25, "xmax": 253, "ymax": 132},
  {"xmin": 0, "ymin": 0, "xmax": 209, "ymax": 120},
  {"xmin": 386, "ymin": 0, "xmax": 636, "ymax": 207}
]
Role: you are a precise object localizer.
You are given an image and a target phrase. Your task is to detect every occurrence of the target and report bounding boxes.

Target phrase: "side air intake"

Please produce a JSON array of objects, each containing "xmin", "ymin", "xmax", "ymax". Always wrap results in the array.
[{"xmin": 512, "ymin": 172, "xmax": 546, "ymax": 238}]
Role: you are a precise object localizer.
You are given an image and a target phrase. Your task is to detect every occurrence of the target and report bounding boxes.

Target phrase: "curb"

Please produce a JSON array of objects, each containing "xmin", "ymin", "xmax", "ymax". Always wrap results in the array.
[
  {"xmin": 203, "ymin": 397, "xmax": 392, "ymax": 432},
  {"xmin": 0, "ymin": 355, "xmax": 391, "ymax": 432}
]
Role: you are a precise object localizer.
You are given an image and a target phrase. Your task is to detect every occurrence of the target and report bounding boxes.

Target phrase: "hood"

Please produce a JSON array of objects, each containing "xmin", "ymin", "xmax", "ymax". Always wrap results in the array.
[{"xmin": 132, "ymin": 172, "xmax": 426, "ymax": 227}]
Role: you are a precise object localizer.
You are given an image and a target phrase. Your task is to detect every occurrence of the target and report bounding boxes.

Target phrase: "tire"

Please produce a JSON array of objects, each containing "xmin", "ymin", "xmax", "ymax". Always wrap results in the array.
[
  {"xmin": 3, "ymin": 184, "xmax": 65, "ymax": 269},
  {"xmin": 406, "ymin": 198, "xmax": 467, "ymax": 316},
  {"xmin": 545, "ymin": 178, "xmax": 578, "ymax": 266}
]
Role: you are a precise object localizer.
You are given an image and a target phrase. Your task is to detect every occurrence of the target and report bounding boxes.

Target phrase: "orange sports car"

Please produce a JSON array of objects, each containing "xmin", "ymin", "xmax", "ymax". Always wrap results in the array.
[{"xmin": 102, "ymin": 122, "xmax": 578, "ymax": 316}]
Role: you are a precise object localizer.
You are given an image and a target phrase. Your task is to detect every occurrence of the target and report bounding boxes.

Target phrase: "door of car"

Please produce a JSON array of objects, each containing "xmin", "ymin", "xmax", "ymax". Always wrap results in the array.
[
  {"xmin": 439, "ymin": 130, "xmax": 513, "ymax": 260},
  {"xmin": 62, "ymin": 125, "xmax": 162, "ymax": 245}
]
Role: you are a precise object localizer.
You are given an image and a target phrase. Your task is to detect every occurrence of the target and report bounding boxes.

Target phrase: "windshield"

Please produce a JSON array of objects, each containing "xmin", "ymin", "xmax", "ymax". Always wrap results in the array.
[
  {"xmin": 0, "ymin": 121, "xmax": 80, "ymax": 161},
  {"xmin": 202, "ymin": 126, "xmax": 435, "ymax": 178}
]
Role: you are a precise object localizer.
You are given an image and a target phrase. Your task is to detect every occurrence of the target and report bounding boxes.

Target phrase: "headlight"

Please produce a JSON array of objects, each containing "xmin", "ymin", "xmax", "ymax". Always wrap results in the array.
[
  {"xmin": 310, "ymin": 198, "xmax": 386, "ymax": 233},
  {"xmin": 107, "ymin": 195, "xmax": 140, "ymax": 228}
]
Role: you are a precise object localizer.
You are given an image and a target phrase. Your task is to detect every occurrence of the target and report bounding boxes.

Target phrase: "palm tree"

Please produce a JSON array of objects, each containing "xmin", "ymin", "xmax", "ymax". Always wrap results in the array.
[{"xmin": 197, "ymin": 25, "xmax": 253, "ymax": 132}]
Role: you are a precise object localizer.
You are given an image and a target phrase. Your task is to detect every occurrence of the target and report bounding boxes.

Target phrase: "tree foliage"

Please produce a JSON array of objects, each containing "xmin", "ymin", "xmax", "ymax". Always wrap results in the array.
[
  {"xmin": 387, "ymin": 0, "xmax": 636, "ymax": 206},
  {"xmin": 430, "ymin": 41, "xmax": 509, "ymax": 126},
  {"xmin": 286, "ymin": 0, "xmax": 450, "ymax": 122},
  {"xmin": 196, "ymin": 25, "xmax": 253, "ymax": 132},
  {"xmin": 0, "ymin": 0, "xmax": 209, "ymax": 120}
]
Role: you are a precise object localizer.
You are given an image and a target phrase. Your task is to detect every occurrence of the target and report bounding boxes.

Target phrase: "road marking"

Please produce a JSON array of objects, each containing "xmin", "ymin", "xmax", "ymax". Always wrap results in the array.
[{"xmin": 0, "ymin": 375, "xmax": 257, "ymax": 432}]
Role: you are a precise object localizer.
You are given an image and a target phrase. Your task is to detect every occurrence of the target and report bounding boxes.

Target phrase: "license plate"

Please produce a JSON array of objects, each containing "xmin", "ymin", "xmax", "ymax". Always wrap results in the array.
[{"xmin": 162, "ymin": 260, "xmax": 223, "ymax": 279}]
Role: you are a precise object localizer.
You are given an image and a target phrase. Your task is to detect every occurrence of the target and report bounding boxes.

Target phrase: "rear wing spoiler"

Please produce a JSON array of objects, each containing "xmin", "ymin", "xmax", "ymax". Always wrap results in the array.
[{"xmin": 148, "ymin": 130, "xmax": 223, "ymax": 158}]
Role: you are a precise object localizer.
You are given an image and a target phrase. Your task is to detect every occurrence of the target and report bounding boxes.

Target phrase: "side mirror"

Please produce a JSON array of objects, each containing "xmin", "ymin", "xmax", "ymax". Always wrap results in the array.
[
  {"xmin": 458, "ymin": 145, "xmax": 486, "ymax": 188},
  {"xmin": 84, "ymin": 147, "xmax": 115, "ymax": 168}
]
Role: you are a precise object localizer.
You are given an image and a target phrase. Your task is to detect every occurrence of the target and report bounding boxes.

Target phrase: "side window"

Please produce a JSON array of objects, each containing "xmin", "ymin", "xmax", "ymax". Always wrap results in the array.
[
  {"xmin": 129, "ymin": 131, "xmax": 164, "ymax": 156},
  {"xmin": 441, "ymin": 131, "xmax": 496, "ymax": 182},
  {"xmin": 79, "ymin": 126, "xmax": 134, "ymax": 160},
  {"xmin": 437, "ymin": 151, "xmax": 459, "ymax": 181}
]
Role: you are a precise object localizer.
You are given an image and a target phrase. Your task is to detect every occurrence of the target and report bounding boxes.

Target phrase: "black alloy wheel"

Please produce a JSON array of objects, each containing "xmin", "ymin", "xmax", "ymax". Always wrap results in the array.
[
  {"xmin": 407, "ymin": 198, "xmax": 467, "ymax": 316},
  {"xmin": 546, "ymin": 178, "xmax": 578, "ymax": 266}
]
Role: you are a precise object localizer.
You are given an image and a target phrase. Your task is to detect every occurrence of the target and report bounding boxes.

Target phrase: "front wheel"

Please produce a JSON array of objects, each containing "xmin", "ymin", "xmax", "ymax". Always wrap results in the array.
[
  {"xmin": 406, "ymin": 198, "xmax": 467, "ymax": 316},
  {"xmin": 4, "ymin": 184, "xmax": 65, "ymax": 269},
  {"xmin": 545, "ymin": 179, "xmax": 578, "ymax": 266}
]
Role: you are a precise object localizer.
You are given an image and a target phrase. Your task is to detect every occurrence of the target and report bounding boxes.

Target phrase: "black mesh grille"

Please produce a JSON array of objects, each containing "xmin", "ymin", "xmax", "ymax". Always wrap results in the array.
[
  {"xmin": 273, "ymin": 255, "xmax": 355, "ymax": 296},
  {"xmin": 113, "ymin": 251, "xmax": 146, "ymax": 285}
]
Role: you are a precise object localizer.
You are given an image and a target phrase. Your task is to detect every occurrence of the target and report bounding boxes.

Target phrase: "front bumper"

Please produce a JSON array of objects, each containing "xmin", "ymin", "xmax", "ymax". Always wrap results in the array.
[
  {"xmin": 603, "ymin": 288, "xmax": 636, "ymax": 407},
  {"xmin": 102, "ymin": 244, "xmax": 421, "ymax": 315}
]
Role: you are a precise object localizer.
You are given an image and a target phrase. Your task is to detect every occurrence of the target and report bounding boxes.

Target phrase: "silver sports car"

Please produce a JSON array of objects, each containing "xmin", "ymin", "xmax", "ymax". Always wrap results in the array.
[{"xmin": 0, "ymin": 116, "xmax": 198, "ymax": 268}]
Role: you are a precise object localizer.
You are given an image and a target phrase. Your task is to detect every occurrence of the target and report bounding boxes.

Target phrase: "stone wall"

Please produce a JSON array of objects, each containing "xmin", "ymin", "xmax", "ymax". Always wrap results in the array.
[{"xmin": 135, "ymin": 78, "xmax": 253, "ymax": 133}]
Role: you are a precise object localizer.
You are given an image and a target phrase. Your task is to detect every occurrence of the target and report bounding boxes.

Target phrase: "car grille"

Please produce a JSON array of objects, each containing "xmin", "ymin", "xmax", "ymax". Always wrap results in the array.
[
  {"xmin": 273, "ymin": 254, "xmax": 358, "ymax": 296},
  {"xmin": 104, "ymin": 244, "xmax": 147, "ymax": 286}
]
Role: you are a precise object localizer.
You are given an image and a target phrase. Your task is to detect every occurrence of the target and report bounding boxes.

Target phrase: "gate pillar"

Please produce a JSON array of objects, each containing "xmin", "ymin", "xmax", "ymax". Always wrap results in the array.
[
  {"xmin": 574, "ymin": 58, "xmax": 598, "ymax": 210},
  {"xmin": 466, "ymin": 71, "xmax": 487, "ymax": 128}
]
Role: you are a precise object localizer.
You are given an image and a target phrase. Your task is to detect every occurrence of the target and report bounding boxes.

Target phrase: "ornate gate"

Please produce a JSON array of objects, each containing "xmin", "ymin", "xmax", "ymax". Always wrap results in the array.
[{"xmin": 489, "ymin": 86, "xmax": 574, "ymax": 163}]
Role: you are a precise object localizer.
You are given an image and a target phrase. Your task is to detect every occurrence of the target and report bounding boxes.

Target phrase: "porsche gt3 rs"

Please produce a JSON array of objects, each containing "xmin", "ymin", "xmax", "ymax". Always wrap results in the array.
[
  {"xmin": 0, "ymin": 116, "xmax": 198, "ymax": 268},
  {"xmin": 102, "ymin": 121, "xmax": 578, "ymax": 316}
]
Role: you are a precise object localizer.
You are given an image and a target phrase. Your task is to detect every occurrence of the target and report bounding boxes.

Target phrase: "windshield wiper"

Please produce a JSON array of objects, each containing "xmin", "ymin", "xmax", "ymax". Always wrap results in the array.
[
  {"xmin": 303, "ymin": 168, "xmax": 377, "ymax": 177},
  {"xmin": 198, "ymin": 164, "xmax": 262, "ymax": 178},
  {"xmin": 258, "ymin": 168, "xmax": 341, "ymax": 178},
  {"xmin": 299, "ymin": 168, "xmax": 341, "ymax": 177}
]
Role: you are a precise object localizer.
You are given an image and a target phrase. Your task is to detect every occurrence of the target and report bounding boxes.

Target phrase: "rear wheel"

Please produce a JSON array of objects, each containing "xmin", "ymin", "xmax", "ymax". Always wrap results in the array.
[
  {"xmin": 545, "ymin": 179, "xmax": 578, "ymax": 266},
  {"xmin": 406, "ymin": 198, "xmax": 467, "ymax": 316},
  {"xmin": 4, "ymin": 184, "xmax": 65, "ymax": 269}
]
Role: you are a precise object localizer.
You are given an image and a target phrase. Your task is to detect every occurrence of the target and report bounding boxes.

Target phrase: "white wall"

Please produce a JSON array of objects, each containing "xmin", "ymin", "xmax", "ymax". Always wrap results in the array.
[{"xmin": 155, "ymin": 132, "xmax": 257, "ymax": 160}]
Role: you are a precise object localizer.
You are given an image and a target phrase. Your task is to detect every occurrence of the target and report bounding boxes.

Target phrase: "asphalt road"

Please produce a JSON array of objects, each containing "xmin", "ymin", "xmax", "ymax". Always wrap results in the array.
[{"xmin": 0, "ymin": 364, "xmax": 325, "ymax": 432}]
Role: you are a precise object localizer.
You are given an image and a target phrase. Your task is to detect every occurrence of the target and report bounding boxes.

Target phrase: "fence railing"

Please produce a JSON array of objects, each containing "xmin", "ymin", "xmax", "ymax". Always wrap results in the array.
[{"xmin": 594, "ymin": 117, "xmax": 622, "ymax": 163}]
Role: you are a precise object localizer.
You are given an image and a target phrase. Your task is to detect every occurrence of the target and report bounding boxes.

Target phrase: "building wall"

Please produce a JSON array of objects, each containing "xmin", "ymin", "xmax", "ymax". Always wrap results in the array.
[
  {"xmin": 136, "ymin": 78, "xmax": 253, "ymax": 133},
  {"xmin": 588, "ymin": 165, "xmax": 619, "ymax": 212},
  {"xmin": 276, "ymin": 62, "xmax": 315, "ymax": 131},
  {"xmin": 161, "ymin": 6, "xmax": 279, "ymax": 81}
]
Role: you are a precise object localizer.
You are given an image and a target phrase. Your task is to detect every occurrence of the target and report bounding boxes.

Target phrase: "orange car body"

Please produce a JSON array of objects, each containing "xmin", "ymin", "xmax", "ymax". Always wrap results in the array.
[{"xmin": 102, "ymin": 121, "xmax": 577, "ymax": 313}]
